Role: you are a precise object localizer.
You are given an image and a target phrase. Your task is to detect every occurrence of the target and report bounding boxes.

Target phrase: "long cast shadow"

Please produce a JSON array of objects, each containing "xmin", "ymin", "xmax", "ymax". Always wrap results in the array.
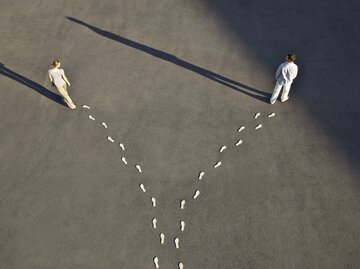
[
  {"xmin": 67, "ymin": 16, "xmax": 270, "ymax": 103},
  {"xmin": 0, "ymin": 63, "xmax": 66, "ymax": 107}
]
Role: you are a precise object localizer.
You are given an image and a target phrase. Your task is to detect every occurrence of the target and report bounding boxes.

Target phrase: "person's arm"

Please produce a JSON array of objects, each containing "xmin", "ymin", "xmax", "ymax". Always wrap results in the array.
[
  {"xmin": 61, "ymin": 70, "xmax": 71, "ymax": 86},
  {"xmin": 275, "ymin": 64, "xmax": 282, "ymax": 80},
  {"xmin": 48, "ymin": 72, "xmax": 53, "ymax": 83},
  {"xmin": 293, "ymin": 65, "xmax": 298, "ymax": 80}
]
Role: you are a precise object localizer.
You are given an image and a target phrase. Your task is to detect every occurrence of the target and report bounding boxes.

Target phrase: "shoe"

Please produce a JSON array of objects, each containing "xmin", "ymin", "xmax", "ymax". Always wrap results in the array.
[
  {"xmin": 270, "ymin": 99, "xmax": 276, "ymax": 105},
  {"xmin": 281, "ymin": 97, "xmax": 289, "ymax": 103}
]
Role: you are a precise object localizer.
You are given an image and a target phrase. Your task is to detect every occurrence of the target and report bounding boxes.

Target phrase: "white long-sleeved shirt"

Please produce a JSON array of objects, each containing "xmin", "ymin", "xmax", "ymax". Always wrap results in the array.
[
  {"xmin": 275, "ymin": 61, "xmax": 298, "ymax": 85},
  {"xmin": 48, "ymin": 68, "xmax": 66, "ymax": 88}
]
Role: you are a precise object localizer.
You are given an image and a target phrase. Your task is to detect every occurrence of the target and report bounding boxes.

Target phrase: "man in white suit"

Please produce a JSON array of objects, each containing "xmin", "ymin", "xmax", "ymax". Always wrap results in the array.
[{"xmin": 270, "ymin": 54, "xmax": 298, "ymax": 104}]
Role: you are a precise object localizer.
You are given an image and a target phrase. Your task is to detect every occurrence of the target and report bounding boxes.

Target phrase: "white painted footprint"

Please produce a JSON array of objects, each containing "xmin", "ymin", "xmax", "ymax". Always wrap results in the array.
[
  {"xmin": 107, "ymin": 136, "xmax": 114, "ymax": 143},
  {"xmin": 174, "ymin": 237, "xmax": 180, "ymax": 249},
  {"xmin": 180, "ymin": 199, "xmax": 186, "ymax": 209},
  {"xmin": 151, "ymin": 197, "xmax": 156, "ymax": 207},
  {"xmin": 160, "ymin": 233, "xmax": 165, "ymax": 244},
  {"xmin": 152, "ymin": 218, "xmax": 157, "ymax": 229},
  {"xmin": 193, "ymin": 190, "xmax": 200, "ymax": 199},
  {"xmin": 140, "ymin": 183, "xmax": 146, "ymax": 192},
  {"xmin": 153, "ymin": 256, "xmax": 159, "ymax": 268},
  {"xmin": 121, "ymin": 157, "xmax": 127, "ymax": 164},
  {"xmin": 255, "ymin": 112, "xmax": 261, "ymax": 119},
  {"xmin": 135, "ymin": 164, "xmax": 142, "ymax": 173},
  {"xmin": 101, "ymin": 122, "xmax": 108, "ymax": 128},
  {"xmin": 180, "ymin": 220, "xmax": 185, "ymax": 231},
  {"xmin": 82, "ymin": 105, "xmax": 90, "ymax": 109},
  {"xmin": 235, "ymin": 139, "xmax": 243, "ymax": 146},
  {"xmin": 198, "ymin": 171, "xmax": 205, "ymax": 180},
  {"xmin": 178, "ymin": 262, "xmax": 184, "ymax": 269},
  {"xmin": 214, "ymin": 161, "xmax": 222, "ymax": 168},
  {"xmin": 119, "ymin": 143, "xmax": 125, "ymax": 150},
  {"xmin": 238, "ymin": 126, "xmax": 245, "ymax": 132},
  {"xmin": 255, "ymin": 124, "xmax": 262, "ymax": 130},
  {"xmin": 268, "ymin": 112, "xmax": 276, "ymax": 118},
  {"xmin": 219, "ymin": 145, "xmax": 227, "ymax": 152},
  {"xmin": 88, "ymin": 115, "xmax": 95, "ymax": 120}
]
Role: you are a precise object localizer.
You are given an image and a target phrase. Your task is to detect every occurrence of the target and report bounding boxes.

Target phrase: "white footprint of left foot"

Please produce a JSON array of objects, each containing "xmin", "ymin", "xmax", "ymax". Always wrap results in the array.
[
  {"xmin": 135, "ymin": 164, "xmax": 142, "ymax": 173},
  {"xmin": 121, "ymin": 157, "xmax": 127, "ymax": 164},
  {"xmin": 214, "ymin": 161, "xmax": 222, "ymax": 168},
  {"xmin": 140, "ymin": 183, "xmax": 146, "ymax": 192},
  {"xmin": 88, "ymin": 115, "xmax": 95, "ymax": 120},
  {"xmin": 219, "ymin": 145, "xmax": 227, "ymax": 152},
  {"xmin": 119, "ymin": 143, "xmax": 125, "ymax": 150},
  {"xmin": 178, "ymin": 262, "xmax": 184, "ymax": 269},
  {"xmin": 160, "ymin": 233, "xmax": 165, "ymax": 244},
  {"xmin": 152, "ymin": 218, "xmax": 157, "ymax": 229},
  {"xmin": 193, "ymin": 190, "xmax": 200, "ymax": 199},
  {"xmin": 255, "ymin": 112, "xmax": 261, "ymax": 119},
  {"xmin": 153, "ymin": 256, "xmax": 159, "ymax": 268},
  {"xmin": 107, "ymin": 136, "xmax": 114, "ymax": 143},
  {"xmin": 198, "ymin": 171, "xmax": 205, "ymax": 180},
  {"xmin": 255, "ymin": 124, "xmax": 262, "ymax": 130},
  {"xmin": 174, "ymin": 237, "xmax": 180, "ymax": 249},
  {"xmin": 235, "ymin": 139, "xmax": 243, "ymax": 146},
  {"xmin": 151, "ymin": 197, "xmax": 156, "ymax": 207},
  {"xmin": 180, "ymin": 199, "xmax": 186, "ymax": 209},
  {"xmin": 180, "ymin": 220, "xmax": 185, "ymax": 231},
  {"xmin": 82, "ymin": 105, "xmax": 90, "ymax": 109}
]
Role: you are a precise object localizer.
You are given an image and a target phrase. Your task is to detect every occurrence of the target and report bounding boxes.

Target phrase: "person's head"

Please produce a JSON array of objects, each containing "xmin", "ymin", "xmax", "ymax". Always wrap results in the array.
[
  {"xmin": 51, "ymin": 60, "xmax": 61, "ymax": 68},
  {"xmin": 286, "ymin": 53, "xmax": 296, "ymax": 62}
]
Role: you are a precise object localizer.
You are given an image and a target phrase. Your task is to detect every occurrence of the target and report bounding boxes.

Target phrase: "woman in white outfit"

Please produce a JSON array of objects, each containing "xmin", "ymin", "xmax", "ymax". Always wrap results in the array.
[
  {"xmin": 48, "ymin": 60, "xmax": 76, "ymax": 109},
  {"xmin": 270, "ymin": 54, "xmax": 298, "ymax": 104}
]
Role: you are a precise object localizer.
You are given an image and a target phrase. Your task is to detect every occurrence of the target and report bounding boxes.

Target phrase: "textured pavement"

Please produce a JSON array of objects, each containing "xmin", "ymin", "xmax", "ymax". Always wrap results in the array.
[{"xmin": 0, "ymin": 1, "xmax": 359, "ymax": 268}]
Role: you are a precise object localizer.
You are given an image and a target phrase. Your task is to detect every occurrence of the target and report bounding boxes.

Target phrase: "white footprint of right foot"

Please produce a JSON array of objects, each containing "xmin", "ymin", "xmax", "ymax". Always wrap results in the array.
[
  {"xmin": 235, "ymin": 139, "xmax": 243, "ymax": 146},
  {"xmin": 219, "ymin": 145, "xmax": 227, "ymax": 152},
  {"xmin": 193, "ymin": 190, "xmax": 200, "ymax": 199},
  {"xmin": 121, "ymin": 157, "xmax": 127, "ymax": 164},
  {"xmin": 178, "ymin": 262, "xmax": 184, "ymax": 269},
  {"xmin": 153, "ymin": 256, "xmax": 159, "ymax": 268},
  {"xmin": 151, "ymin": 197, "xmax": 156, "ymax": 207},
  {"xmin": 255, "ymin": 112, "xmax": 261, "ymax": 119},
  {"xmin": 107, "ymin": 136, "xmax": 114, "ymax": 143},
  {"xmin": 268, "ymin": 112, "xmax": 276, "ymax": 118},
  {"xmin": 82, "ymin": 105, "xmax": 90, "ymax": 109},
  {"xmin": 214, "ymin": 161, "xmax": 222, "ymax": 168},
  {"xmin": 255, "ymin": 124, "xmax": 262, "ymax": 130},
  {"xmin": 238, "ymin": 126, "xmax": 245, "ymax": 132},
  {"xmin": 160, "ymin": 233, "xmax": 165, "ymax": 244},
  {"xmin": 140, "ymin": 183, "xmax": 146, "ymax": 192},
  {"xmin": 198, "ymin": 171, "xmax": 205, "ymax": 180},
  {"xmin": 135, "ymin": 164, "xmax": 142, "ymax": 173},
  {"xmin": 180, "ymin": 199, "xmax": 186, "ymax": 209},
  {"xmin": 180, "ymin": 220, "xmax": 185, "ymax": 231},
  {"xmin": 88, "ymin": 115, "xmax": 95, "ymax": 120},
  {"xmin": 101, "ymin": 122, "xmax": 108, "ymax": 128},
  {"xmin": 119, "ymin": 143, "xmax": 125, "ymax": 150},
  {"xmin": 152, "ymin": 218, "xmax": 157, "ymax": 229}
]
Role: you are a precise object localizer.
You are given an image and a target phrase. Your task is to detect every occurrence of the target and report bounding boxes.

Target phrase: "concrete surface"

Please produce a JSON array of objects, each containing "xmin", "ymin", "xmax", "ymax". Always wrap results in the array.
[{"xmin": 0, "ymin": 0, "xmax": 359, "ymax": 268}]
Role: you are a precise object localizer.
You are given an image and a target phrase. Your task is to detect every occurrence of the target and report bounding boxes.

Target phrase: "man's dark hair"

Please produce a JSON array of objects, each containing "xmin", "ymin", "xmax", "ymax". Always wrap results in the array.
[{"xmin": 287, "ymin": 53, "xmax": 296, "ymax": 62}]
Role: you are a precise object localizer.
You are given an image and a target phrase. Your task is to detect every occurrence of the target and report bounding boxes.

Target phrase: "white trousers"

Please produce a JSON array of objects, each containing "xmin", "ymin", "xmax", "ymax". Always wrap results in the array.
[{"xmin": 270, "ymin": 82, "xmax": 292, "ymax": 104}]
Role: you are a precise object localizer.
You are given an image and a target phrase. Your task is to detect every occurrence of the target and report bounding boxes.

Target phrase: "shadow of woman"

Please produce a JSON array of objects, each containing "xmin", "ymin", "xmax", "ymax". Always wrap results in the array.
[
  {"xmin": 0, "ymin": 63, "xmax": 66, "ymax": 107},
  {"xmin": 67, "ymin": 17, "xmax": 270, "ymax": 103}
]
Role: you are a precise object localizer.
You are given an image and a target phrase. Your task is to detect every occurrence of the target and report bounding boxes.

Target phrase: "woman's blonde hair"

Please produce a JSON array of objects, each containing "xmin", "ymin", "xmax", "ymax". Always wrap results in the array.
[{"xmin": 51, "ymin": 60, "xmax": 60, "ymax": 68}]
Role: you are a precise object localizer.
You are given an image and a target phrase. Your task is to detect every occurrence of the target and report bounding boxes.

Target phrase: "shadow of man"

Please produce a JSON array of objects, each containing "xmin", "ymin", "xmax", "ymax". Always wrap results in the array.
[
  {"xmin": 67, "ymin": 17, "xmax": 270, "ymax": 103},
  {"xmin": 0, "ymin": 63, "xmax": 66, "ymax": 107}
]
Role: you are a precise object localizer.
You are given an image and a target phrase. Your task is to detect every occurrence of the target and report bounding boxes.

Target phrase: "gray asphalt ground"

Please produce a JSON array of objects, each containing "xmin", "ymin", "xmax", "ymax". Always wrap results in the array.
[{"xmin": 1, "ymin": 1, "xmax": 360, "ymax": 268}]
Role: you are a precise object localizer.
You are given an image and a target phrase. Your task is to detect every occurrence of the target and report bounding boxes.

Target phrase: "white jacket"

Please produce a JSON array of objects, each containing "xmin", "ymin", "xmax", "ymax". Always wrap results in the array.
[{"xmin": 275, "ymin": 62, "xmax": 298, "ymax": 85}]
